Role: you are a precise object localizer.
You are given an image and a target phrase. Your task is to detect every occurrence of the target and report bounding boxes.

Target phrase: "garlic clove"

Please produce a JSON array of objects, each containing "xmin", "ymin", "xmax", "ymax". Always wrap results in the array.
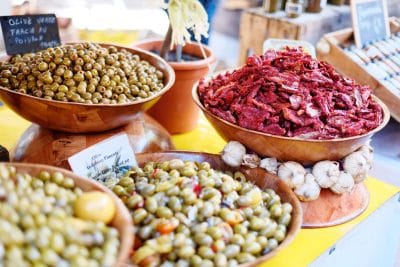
[{"xmin": 221, "ymin": 141, "xmax": 246, "ymax": 167}]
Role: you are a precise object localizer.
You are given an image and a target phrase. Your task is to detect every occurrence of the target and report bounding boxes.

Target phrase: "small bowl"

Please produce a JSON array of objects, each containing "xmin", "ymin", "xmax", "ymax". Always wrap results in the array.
[
  {"xmin": 193, "ymin": 85, "xmax": 390, "ymax": 165},
  {"xmin": 0, "ymin": 43, "xmax": 175, "ymax": 133},
  {"xmin": 0, "ymin": 162, "xmax": 133, "ymax": 267},
  {"xmin": 135, "ymin": 151, "xmax": 302, "ymax": 266}
]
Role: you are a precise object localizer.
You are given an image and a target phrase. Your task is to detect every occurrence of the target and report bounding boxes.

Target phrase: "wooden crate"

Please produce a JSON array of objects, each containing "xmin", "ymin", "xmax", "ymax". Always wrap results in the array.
[
  {"xmin": 317, "ymin": 18, "xmax": 400, "ymax": 122},
  {"xmin": 238, "ymin": 5, "xmax": 352, "ymax": 65}
]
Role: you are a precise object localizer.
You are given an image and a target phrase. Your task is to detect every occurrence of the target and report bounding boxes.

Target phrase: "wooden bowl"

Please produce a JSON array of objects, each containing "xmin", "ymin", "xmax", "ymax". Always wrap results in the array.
[
  {"xmin": 0, "ymin": 162, "xmax": 133, "ymax": 267},
  {"xmin": 135, "ymin": 151, "xmax": 302, "ymax": 266},
  {"xmin": 11, "ymin": 112, "xmax": 174, "ymax": 169},
  {"xmin": 0, "ymin": 43, "xmax": 175, "ymax": 133},
  {"xmin": 193, "ymin": 86, "xmax": 390, "ymax": 164}
]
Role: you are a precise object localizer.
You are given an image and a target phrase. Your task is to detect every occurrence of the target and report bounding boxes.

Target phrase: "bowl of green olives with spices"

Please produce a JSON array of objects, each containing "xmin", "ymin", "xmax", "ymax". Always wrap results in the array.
[
  {"xmin": 111, "ymin": 151, "xmax": 302, "ymax": 267},
  {"xmin": 0, "ymin": 43, "xmax": 175, "ymax": 133},
  {"xmin": 0, "ymin": 162, "xmax": 134, "ymax": 267}
]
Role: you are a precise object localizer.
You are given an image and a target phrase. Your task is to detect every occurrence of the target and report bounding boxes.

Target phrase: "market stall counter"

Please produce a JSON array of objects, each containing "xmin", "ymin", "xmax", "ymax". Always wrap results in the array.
[{"xmin": 0, "ymin": 104, "xmax": 398, "ymax": 266}]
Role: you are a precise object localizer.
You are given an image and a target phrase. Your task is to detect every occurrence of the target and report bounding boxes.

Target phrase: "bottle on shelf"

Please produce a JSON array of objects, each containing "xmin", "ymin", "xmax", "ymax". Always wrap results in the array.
[
  {"xmin": 263, "ymin": 0, "xmax": 282, "ymax": 13},
  {"xmin": 306, "ymin": 0, "xmax": 327, "ymax": 12}
]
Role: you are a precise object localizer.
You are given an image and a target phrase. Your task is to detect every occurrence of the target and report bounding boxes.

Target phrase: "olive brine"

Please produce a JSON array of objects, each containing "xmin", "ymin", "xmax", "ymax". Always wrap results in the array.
[
  {"xmin": 113, "ymin": 159, "xmax": 293, "ymax": 267},
  {"xmin": 0, "ymin": 43, "xmax": 165, "ymax": 104}
]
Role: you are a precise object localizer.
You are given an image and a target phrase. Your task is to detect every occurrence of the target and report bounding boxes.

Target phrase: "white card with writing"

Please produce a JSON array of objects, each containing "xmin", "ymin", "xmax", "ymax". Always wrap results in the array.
[{"xmin": 68, "ymin": 134, "xmax": 136, "ymax": 187}]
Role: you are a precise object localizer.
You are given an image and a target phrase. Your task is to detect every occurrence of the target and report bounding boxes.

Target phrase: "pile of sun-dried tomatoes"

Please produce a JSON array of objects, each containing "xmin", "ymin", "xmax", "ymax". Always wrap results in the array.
[{"xmin": 198, "ymin": 48, "xmax": 383, "ymax": 140}]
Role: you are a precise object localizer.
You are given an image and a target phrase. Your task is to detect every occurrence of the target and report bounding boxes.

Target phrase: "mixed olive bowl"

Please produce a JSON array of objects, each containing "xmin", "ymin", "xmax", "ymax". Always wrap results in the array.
[
  {"xmin": 193, "ymin": 84, "xmax": 390, "ymax": 165},
  {"xmin": 134, "ymin": 151, "xmax": 302, "ymax": 266},
  {"xmin": 0, "ymin": 162, "xmax": 134, "ymax": 267},
  {"xmin": 0, "ymin": 43, "xmax": 175, "ymax": 133}
]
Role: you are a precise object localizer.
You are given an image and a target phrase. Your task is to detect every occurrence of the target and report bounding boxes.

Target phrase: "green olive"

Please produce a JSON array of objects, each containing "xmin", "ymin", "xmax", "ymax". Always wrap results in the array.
[
  {"xmin": 156, "ymin": 207, "xmax": 173, "ymax": 219},
  {"xmin": 198, "ymin": 246, "xmax": 215, "ymax": 259},
  {"xmin": 236, "ymin": 253, "xmax": 256, "ymax": 264}
]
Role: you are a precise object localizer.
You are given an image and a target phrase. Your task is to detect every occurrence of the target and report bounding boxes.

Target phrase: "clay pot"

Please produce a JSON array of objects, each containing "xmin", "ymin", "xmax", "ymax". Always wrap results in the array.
[{"xmin": 134, "ymin": 39, "xmax": 216, "ymax": 134}]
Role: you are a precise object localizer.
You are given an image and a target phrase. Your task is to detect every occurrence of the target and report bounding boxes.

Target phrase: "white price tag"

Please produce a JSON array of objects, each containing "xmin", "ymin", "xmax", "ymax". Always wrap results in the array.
[{"xmin": 68, "ymin": 134, "xmax": 136, "ymax": 187}]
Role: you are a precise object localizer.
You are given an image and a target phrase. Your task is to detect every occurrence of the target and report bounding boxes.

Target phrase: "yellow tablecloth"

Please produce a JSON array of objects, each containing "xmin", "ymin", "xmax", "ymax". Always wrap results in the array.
[{"xmin": 0, "ymin": 106, "xmax": 398, "ymax": 267}]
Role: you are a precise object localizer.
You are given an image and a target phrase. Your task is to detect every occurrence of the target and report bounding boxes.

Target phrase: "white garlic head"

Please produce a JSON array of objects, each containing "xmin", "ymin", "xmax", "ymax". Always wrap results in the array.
[
  {"xmin": 277, "ymin": 161, "xmax": 306, "ymax": 189},
  {"xmin": 330, "ymin": 171, "xmax": 355, "ymax": 194},
  {"xmin": 259, "ymin": 157, "xmax": 278, "ymax": 174},
  {"xmin": 221, "ymin": 141, "xmax": 246, "ymax": 167},
  {"xmin": 358, "ymin": 144, "xmax": 374, "ymax": 165},
  {"xmin": 343, "ymin": 151, "xmax": 370, "ymax": 183},
  {"xmin": 312, "ymin": 160, "xmax": 340, "ymax": 188},
  {"xmin": 294, "ymin": 174, "xmax": 321, "ymax": 201}
]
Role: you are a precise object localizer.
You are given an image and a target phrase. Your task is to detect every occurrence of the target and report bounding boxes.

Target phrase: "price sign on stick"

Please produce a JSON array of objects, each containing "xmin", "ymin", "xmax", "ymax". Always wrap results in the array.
[
  {"xmin": 0, "ymin": 14, "xmax": 61, "ymax": 55},
  {"xmin": 351, "ymin": 0, "xmax": 390, "ymax": 49}
]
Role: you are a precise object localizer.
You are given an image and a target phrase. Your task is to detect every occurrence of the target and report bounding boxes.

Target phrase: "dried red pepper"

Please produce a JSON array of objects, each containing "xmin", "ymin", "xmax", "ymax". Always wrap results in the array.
[{"xmin": 198, "ymin": 47, "xmax": 383, "ymax": 140}]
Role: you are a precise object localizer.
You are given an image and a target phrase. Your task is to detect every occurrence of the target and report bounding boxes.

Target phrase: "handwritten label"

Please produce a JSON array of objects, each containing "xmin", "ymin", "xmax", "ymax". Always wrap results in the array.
[
  {"xmin": 0, "ymin": 14, "xmax": 61, "ymax": 55},
  {"xmin": 68, "ymin": 134, "xmax": 136, "ymax": 187},
  {"xmin": 351, "ymin": 0, "xmax": 390, "ymax": 48}
]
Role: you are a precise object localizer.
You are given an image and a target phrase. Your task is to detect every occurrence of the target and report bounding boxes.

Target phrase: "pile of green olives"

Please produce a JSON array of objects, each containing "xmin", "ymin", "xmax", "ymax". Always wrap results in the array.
[
  {"xmin": 0, "ymin": 164, "xmax": 119, "ymax": 267},
  {"xmin": 0, "ymin": 43, "xmax": 164, "ymax": 104},
  {"xmin": 113, "ymin": 159, "xmax": 293, "ymax": 267}
]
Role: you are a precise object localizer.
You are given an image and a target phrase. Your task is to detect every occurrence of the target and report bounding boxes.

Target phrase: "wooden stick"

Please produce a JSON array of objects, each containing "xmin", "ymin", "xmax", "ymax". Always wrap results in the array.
[
  {"xmin": 160, "ymin": 24, "xmax": 173, "ymax": 59},
  {"xmin": 176, "ymin": 45, "xmax": 182, "ymax": 62}
]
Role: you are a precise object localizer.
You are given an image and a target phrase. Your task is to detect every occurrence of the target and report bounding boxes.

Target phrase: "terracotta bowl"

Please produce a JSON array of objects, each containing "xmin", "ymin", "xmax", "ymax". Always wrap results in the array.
[
  {"xmin": 193, "ymin": 86, "xmax": 390, "ymax": 165},
  {"xmin": 0, "ymin": 43, "xmax": 175, "ymax": 133},
  {"xmin": 135, "ymin": 151, "xmax": 302, "ymax": 266},
  {"xmin": 0, "ymin": 162, "xmax": 133, "ymax": 267}
]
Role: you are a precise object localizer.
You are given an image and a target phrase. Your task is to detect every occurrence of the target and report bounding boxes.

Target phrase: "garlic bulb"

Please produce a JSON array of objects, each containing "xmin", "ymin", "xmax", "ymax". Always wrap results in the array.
[
  {"xmin": 358, "ymin": 145, "xmax": 374, "ymax": 165},
  {"xmin": 259, "ymin": 158, "xmax": 278, "ymax": 174},
  {"xmin": 330, "ymin": 171, "xmax": 355, "ymax": 194},
  {"xmin": 294, "ymin": 173, "xmax": 320, "ymax": 201},
  {"xmin": 343, "ymin": 151, "xmax": 369, "ymax": 184},
  {"xmin": 312, "ymin": 160, "xmax": 340, "ymax": 188},
  {"xmin": 221, "ymin": 141, "xmax": 246, "ymax": 167},
  {"xmin": 277, "ymin": 161, "xmax": 306, "ymax": 189},
  {"xmin": 242, "ymin": 154, "xmax": 260, "ymax": 168}
]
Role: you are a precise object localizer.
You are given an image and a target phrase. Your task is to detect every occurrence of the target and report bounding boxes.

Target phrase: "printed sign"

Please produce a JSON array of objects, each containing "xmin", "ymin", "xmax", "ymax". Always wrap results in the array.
[
  {"xmin": 0, "ymin": 14, "xmax": 61, "ymax": 55},
  {"xmin": 351, "ymin": 0, "xmax": 390, "ymax": 48},
  {"xmin": 68, "ymin": 134, "xmax": 136, "ymax": 187}
]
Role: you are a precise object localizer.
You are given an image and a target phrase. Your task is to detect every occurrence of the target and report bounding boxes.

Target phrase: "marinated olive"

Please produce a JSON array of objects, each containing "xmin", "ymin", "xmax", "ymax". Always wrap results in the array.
[
  {"xmin": 114, "ymin": 159, "xmax": 293, "ymax": 266},
  {"xmin": 0, "ymin": 164, "xmax": 120, "ymax": 266},
  {"xmin": 0, "ymin": 43, "xmax": 165, "ymax": 104}
]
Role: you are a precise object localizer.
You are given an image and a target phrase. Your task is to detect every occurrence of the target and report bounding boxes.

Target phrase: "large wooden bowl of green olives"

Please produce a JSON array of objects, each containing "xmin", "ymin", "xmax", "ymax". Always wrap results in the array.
[
  {"xmin": 0, "ymin": 43, "xmax": 175, "ymax": 133},
  {"xmin": 111, "ymin": 151, "xmax": 302, "ymax": 266},
  {"xmin": 0, "ymin": 162, "xmax": 134, "ymax": 267}
]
